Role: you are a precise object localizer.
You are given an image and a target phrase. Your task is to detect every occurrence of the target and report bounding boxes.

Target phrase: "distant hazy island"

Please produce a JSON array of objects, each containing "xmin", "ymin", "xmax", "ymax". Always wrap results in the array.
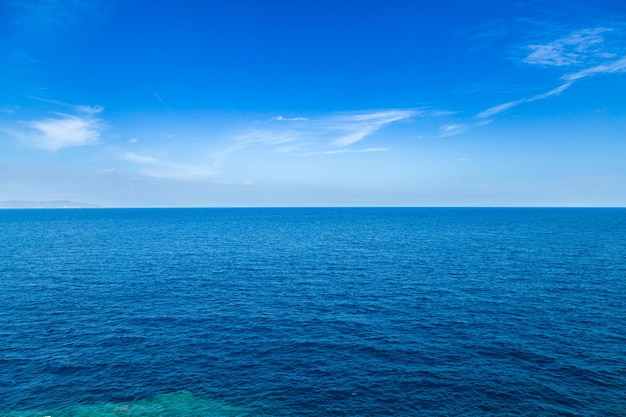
[{"xmin": 0, "ymin": 200, "xmax": 99, "ymax": 209}]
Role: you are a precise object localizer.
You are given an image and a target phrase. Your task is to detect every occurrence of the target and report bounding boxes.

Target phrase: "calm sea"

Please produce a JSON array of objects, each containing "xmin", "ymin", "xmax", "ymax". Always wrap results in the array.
[{"xmin": 1, "ymin": 208, "xmax": 625, "ymax": 416}]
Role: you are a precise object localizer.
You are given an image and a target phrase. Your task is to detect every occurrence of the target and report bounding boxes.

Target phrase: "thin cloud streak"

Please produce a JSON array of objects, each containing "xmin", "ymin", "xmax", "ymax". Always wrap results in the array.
[
  {"xmin": 438, "ymin": 123, "xmax": 468, "ymax": 137},
  {"xmin": 478, "ymin": 27, "xmax": 625, "ymax": 119},
  {"xmin": 438, "ymin": 119, "xmax": 493, "ymax": 137},
  {"xmin": 478, "ymin": 81, "xmax": 577, "ymax": 118},
  {"xmin": 331, "ymin": 110, "xmax": 418, "ymax": 146},
  {"xmin": 153, "ymin": 92, "xmax": 172, "ymax": 111},
  {"xmin": 563, "ymin": 56, "xmax": 626, "ymax": 81},
  {"xmin": 270, "ymin": 116, "xmax": 309, "ymax": 121},
  {"xmin": 231, "ymin": 109, "xmax": 419, "ymax": 153}
]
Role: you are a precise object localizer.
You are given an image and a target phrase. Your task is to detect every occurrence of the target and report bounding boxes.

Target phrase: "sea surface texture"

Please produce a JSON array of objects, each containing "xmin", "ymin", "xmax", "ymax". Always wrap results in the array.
[{"xmin": 1, "ymin": 208, "xmax": 625, "ymax": 417}]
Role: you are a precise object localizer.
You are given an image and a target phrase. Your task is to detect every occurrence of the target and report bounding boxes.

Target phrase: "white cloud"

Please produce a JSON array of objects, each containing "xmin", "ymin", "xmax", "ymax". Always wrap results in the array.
[
  {"xmin": 5, "ymin": 99, "xmax": 105, "ymax": 151},
  {"xmin": 75, "ymin": 104, "xmax": 103, "ymax": 115},
  {"xmin": 562, "ymin": 56, "xmax": 626, "ymax": 82},
  {"xmin": 270, "ymin": 115, "xmax": 309, "ymax": 121},
  {"xmin": 26, "ymin": 112, "xmax": 103, "ymax": 151},
  {"xmin": 475, "ymin": 119, "xmax": 493, "ymax": 127},
  {"xmin": 429, "ymin": 110, "xmax": 460, "ymax": 117},
  {"xmin": 235, "ymin": 109, "xmax": 418, "ymax": 152},
  {"xmin": 123, "ymin": 152, "xmax": 157, "ymax": 164},
  {"xmin": 436, "ymin": 118, "xmax": 494, "ymax": 136},
  {"xmin": 478, "ymin": 81, "xmax": 577, "ymax": 118},
  {"xmin": 528, "ymin": 82, "xmax": 573, "ymax": 100},
  {"xmin": 333, "ymin": 124, "xmax": 382, "ymax": 146},
  {"xmin": 438, "ymin": 123, "xmax": 467, "ymax": 137},
  {"xmin": 330, "ymin": 110, "xmax": 419, "ymax": 146},
  {"xmin": 478, "ymin": 27, "xmax": 625, "ymax": 119},
  {"xmin": 344, "ymin": 110, "xmax": 414, "ymax": 122},
  {"xmin": 478, "ymin": 99, "xmax": 525, "ymax": 118},
  {"xmin": 203, "ymin": 109, "xmax": 418, "ymax": 172},
  {"xmin": 524, "ymin": 28, "xmax": 613, "ymax": 67},
  {"xmin": 236, "ymin": 130, "xmax": 299, "ymax": 146},
  {"xmin": 128, "ymin": 138, "xmax": 139, "ymax": 143}
]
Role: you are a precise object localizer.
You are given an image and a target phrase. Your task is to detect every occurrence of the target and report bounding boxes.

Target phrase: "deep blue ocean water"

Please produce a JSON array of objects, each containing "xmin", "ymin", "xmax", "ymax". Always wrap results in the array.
[{"xmin": 1, "ymin": 208, "xmax": 625, "ymax": 416}]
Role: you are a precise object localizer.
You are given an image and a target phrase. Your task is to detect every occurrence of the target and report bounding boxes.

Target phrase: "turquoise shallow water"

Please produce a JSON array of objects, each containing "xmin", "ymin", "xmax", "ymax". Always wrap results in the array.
[
  {"xmin": 3, "ymin": 391, "xmax": 255, "ymax": 417},
  {"xmin": 1, "ymin": 208, "xmax": 625, "ymax": 416}
]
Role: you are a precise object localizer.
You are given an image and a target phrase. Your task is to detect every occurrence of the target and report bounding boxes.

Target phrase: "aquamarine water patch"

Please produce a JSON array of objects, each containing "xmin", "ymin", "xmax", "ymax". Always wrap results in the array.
[{"xmin": 6, "ymin": 391, "xmax": 258, "ymax": 417}]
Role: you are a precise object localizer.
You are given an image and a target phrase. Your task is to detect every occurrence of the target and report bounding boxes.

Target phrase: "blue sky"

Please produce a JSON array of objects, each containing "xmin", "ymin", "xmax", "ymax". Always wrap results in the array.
[{"xmin": 1, "ymin": 0, "xmax": 625, "ymax": 207}]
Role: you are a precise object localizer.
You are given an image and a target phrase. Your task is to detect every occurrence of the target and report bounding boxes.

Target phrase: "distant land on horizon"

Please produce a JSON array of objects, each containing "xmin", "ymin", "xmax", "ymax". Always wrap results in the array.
[{"xmin": 0, "ymin": 200, "xmax": 100, "ymax": 209}]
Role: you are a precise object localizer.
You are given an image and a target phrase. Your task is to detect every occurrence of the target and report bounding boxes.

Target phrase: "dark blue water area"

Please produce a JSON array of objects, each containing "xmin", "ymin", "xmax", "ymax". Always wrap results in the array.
[{"xmin": 1, "ymin": 208, "xmax": 625, "ymax": 416}]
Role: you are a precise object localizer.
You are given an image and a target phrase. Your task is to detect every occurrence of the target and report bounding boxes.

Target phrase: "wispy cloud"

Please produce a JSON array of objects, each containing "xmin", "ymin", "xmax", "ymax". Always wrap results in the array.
[
  {"xmin": 478, "ymin": 27, "xmax": 625, "ymax": 119},
  {"xmin": 20, "ymin": 105, "xmax": 104, "ymax": 152},
  {"xmin": 117, "ymin": 146, "xmax": 219, "ymax": 181},
  {"xmin": 524, "ymin": 28, "xmax": 614, "ymax": 67},
  {"xmin": 562, "ymin": 56, "xmax": 626, "ymax": 82},
  {"xmin": 330, "ymin": 110, "xmax": 417, "ymax": 146},
  {"xmin": 477, "ymin": 81, "xmax": 575, "ymax": 118},
  {"xmin": 270, "ymin": 115, "xmax": 309, "ymax": 121},
  {"xmin": 438, "ymin": 123, "xmax": 468, "ymax": 137},
  {"xmin": 112, "ymin": 109, "xmax": 438, "ymax": 183},
  {"xmin": 75, "ymin": 104, "xmax": 104, "ymax": 115},
  {"xmin": 477, "ymin": 100, "xmax": 525, "ymax": 119},
  {"xmin": 429, "ymin": 110, "xmax": 460, "ymax": 117},
  {"xmin": 438, "ymin": 119, "xmax": 493, "ymax": 137},
  {"xmin": 235, "ymin": 109, "xmax": 419, "ymax": 153},
  {"xmin": 193, "ymin": 109, "xmax": 420, "ymax": 177}
]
